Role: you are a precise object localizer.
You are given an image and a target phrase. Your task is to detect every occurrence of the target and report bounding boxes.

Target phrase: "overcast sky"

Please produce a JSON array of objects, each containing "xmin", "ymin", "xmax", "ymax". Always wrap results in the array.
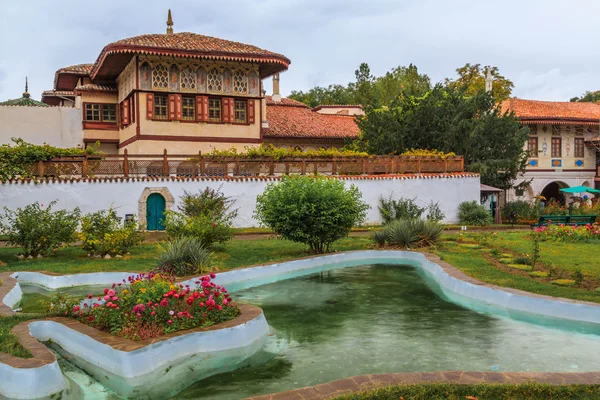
[{"xmin": 2, "ymin": 0, "xmax": 600, "ymax": 102}]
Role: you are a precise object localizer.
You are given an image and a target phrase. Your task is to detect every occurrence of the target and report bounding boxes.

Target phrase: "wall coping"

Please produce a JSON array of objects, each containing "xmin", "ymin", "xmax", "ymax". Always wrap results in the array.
[{"xmin": 0, "ymin": 172, "xmax": 479, "ymax": 184}]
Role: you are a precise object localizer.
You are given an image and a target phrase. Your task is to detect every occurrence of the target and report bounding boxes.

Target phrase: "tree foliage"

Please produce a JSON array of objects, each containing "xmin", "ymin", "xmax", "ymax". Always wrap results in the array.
[
  {"xmin": 445, "ymin": 63, "xmax": 514, "ymax": 102},
  {"xmin": 254, "ymin": 175, "xmax": 369, "ymax": 253},
  {"xmin": 354, "ymin": 84, "xmax": 529, "ymax": 190},
  {"xmin": 289, "ymin": 63, "xmax": 431, "ymax": 108},
  {"xmin": 570, "ymin": 90, "xmax": 600, "ymax": 103}
]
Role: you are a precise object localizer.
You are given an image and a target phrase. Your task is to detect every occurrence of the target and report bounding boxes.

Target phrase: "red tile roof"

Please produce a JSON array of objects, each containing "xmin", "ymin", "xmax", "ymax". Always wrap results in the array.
[
  {"xmin": 75, "ymin": 84, "xmax": 117, "ymax": 92},
  {"xmin": 41, "ymin": 90, "xmax": 76, "ymax": 98},
  {"xmin": 53, "ymin": 63, "xmax": 93, "ymax": 90},
  {"xmin": 500, "ymin": 98, "xmax": 600, "ymax": 122},
  {"xmin": 92, "ymin": 32, "xmax": 290, "ymax": 80},
  {"xmin": 263, "ymin": 96, "xmax": 360, "ymax": 139},
  {"xmin": 312, "ymin": 104, "xmax": 363, "ymax": 111}
]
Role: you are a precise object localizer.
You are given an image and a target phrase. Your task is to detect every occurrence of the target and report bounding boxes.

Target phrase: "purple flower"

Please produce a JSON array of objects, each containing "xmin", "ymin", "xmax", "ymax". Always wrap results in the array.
[{"xmin": 169, "ymin": 310, "xmax": 175, "ymax": 315}]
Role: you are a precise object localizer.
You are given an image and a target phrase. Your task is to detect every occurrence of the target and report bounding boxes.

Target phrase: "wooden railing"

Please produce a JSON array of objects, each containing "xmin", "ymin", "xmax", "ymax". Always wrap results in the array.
[{"xmin": 31, "ymin": 150, "xmax": 465, "ymax": 178}]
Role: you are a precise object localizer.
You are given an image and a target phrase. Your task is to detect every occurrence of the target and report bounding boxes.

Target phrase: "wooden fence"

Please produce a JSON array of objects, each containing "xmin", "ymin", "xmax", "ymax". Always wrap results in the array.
[{"xmin": 32, "ymin": 150, "xmax": 464, "ymax": 178}]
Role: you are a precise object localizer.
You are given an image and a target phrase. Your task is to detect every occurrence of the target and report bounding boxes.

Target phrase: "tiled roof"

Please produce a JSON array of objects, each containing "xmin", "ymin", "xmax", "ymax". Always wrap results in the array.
[
  {"xmin": 75, "ymin": 84, "xmax": 117, "ymax": 92},
  {"xmin": 263, "ymin": 96, "xmax": 360, "ymax": 139},
  {"xmin": 92, "ymin": 32, "xmax": 290, "ymax": 79},
  {"xmin": 41, "ymin": 90, "xmax": 76, "ymax": 97},
  {"xmin": 500, "ymin": 98, "xmax": 600, "ymax": 122},
  {"xmin": 55, "ymin": 64, "xmax": 94, "ymax": 75},
  {"xmin": 312, "ymin": 104, "xmax": 363, "ymax": 111}
]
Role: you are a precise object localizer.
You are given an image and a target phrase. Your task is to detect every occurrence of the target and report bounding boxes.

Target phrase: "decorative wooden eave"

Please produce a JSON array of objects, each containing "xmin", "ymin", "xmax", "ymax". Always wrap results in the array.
[
  {"xmin": 518, "ymin": 117, "xmax": 600, "ymax": 126},
  {"xmin": 91, "ymin": 44, "xmax": 290, "ymax": 82}
]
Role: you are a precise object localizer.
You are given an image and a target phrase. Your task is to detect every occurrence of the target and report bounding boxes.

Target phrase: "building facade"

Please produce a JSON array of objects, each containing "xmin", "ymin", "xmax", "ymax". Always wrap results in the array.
[{"xmin": 501, "ymin": 98, "xmax": 600, "ymax": 202}]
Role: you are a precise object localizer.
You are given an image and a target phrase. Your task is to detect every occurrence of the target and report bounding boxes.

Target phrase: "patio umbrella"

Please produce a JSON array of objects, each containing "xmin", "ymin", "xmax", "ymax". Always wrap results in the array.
[{"xmin": 559, "ymin": 186, "xmax": 599, "ymax": 194}]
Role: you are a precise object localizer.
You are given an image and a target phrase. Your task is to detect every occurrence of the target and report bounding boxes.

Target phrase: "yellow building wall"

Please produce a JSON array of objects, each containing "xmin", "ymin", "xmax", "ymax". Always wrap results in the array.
[
  {"xmin": 137, "ymin": 92, "xmax": 260, "ymax": 139},
  {"xmin": 120, "ymin": 140, "xmax": 258, "ymax": 155},
  {"xmin": 526, "ymin": 124, "xmax": 597, "ymax": 170}
]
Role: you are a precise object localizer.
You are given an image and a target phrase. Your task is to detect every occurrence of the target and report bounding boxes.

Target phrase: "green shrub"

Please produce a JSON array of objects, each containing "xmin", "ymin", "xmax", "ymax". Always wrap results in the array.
[
  {"xmin": 502, "ymin": 200, "xmax": 540, "ymax": 223},
  {"xmin": 384, "ymin": 218, "xmax": 443, "ymax": 249},
  {"xmin": 378, "ymin": 196, "xmax": 424, "ymax": 224},
  {"xmin": 572, "ymin": 269, "xmax": 584, "ymax": 285},
  {"xmin": 489, "ymin": 248, "xmax": 501, "ymax": 258},
  {"xmin": 371, "ymin": 230, "xmax": 388, "ymax": 247},
  {"xmin": 507, "ymin": 264, "xmax": 533, "ymax": 271},
  {"xmin": 1, "ymin": 201, "xmax": 80, "ymax": 257},
  {"xmin": 79, "ymin": 208, "xmax": 143, "ymax": 257},
  {"xmin": 156, "ymin": 237, "xmax": 211, "ymax": 276},
  {"xmin": 425, "ymin": 201, "xmax": 445, "ymax": 222},
  {"xmin": 165, "ymin": 187, "xmax": 237, "ymax": 247},
  {"xmin": 457, "ymin": 201, "xmax": 491, "ymax": 226},
  {"xmin": 551, "ymin": 279, "xmax": 576, "ymax": 287},
  {"xmin": 513, "ymin": 256, "xmax": 532, "ymax": 265},
  {"xmin": 254, "ymin": 175, "xmax": 369, "ymax": 253},
  {"xmin": 529, "ymin": 271, "xmax": 549, "ymax": 278}
]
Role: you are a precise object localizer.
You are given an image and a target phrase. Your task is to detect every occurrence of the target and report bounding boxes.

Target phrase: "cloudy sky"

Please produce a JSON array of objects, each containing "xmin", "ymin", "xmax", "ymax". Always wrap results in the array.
[{"xmin": 1, "ymin": 0, "xmax": 599, "ymax": 101}]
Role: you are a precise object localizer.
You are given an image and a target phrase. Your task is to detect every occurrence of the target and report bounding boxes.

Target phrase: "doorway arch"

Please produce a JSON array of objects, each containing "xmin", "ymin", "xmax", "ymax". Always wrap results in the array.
[
  {"xmin": 540, "ymin": 181, "xmax": 568, "ymax": 205},
  {"xmin": 138, "ymin": 187, "xmax": 175, "ymax": 231}
]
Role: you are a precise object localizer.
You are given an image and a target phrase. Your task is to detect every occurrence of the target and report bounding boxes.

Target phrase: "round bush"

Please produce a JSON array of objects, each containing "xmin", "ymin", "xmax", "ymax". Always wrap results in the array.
[
  {"xmin": 254, "ymin": 175, "xmax": 369, "ymax": 253},
  {"xmin": 156, "ymin": 237, "xmax": 211, "ymax": 276},
  {"xmin": 457, "ymin": 201, "xmax": 491, "ymax": 226}
]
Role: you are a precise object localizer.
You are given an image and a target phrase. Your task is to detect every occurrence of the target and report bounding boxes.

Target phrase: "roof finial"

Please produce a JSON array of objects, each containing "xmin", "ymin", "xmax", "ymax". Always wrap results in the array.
[
  {"xmin": 23, "ymin": 77, "xmax": 30, "ymax": 98},
  {"xmin": 166, "ymin": 9, "xmax": 174, "ymax": 35}
]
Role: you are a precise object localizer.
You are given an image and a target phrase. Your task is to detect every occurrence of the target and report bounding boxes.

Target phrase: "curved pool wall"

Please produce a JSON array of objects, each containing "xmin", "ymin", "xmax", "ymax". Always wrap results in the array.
[{"xmin": 0, "ymin": 358, "xmax": 67, "ymax": 400}]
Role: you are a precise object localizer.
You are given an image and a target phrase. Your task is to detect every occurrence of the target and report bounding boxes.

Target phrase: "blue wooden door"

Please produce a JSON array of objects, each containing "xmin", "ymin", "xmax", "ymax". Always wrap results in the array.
[{"xmin": 146, "ymin": 193, "xmax": 166, "ymax": 231}]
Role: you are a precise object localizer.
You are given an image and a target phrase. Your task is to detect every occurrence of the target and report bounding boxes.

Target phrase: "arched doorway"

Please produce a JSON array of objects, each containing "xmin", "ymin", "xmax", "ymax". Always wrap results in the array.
[
  {"xmin": 146, "ymin": 193, "xmax": 166, "ymax": 231},
  {"xmin": 540, "ymin": 181, "xmax": 568, "ymax": 205}
]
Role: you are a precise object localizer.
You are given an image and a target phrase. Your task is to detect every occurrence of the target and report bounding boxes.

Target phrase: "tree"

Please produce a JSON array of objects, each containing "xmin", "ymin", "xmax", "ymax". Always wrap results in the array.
[
  {"xmin": 570, "ymin": 90, "xmax": 600, "ymax": 102},
  {"xmin": 254, "ymin": 175, "xmax": 369, "ymax": 253},
  {"xmin": 445, "ymin": 63, "xmax": 514, "ymax": 102},
  {"xmin": 374, "ymin": 64, "xmax": 431, "ymax": 105},
  {"xmin": 354, "ymin": 84, "xmax": 529, "ymax": 190}
]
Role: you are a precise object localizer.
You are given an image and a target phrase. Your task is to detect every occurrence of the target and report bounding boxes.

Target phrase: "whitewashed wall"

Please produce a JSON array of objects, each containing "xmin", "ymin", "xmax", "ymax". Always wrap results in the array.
[
  {"xmin": 0, "ymin": 175, "xmax": 479, "ymax": 227},
  {"xmin": 0, "ymin": 106, "xmax": 83, "ymax": 148}
]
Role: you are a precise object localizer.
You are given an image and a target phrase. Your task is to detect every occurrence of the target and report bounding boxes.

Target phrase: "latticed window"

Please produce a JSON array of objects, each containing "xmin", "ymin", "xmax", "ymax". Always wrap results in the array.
[
  {"xmin": 182, "ymin": 97, "xmax": 195, "ymax": 121},
  {"xmin": 154, "ymin": 95, "xmax": 168, "ymax": 120},
  {"xmin": 234, "ymin": 100, "xmax": 247, "ymax": 123},
  {"xmin": 551, "ymin": 137, "xmax": 562, "ymax": 158},
  {"xmin": 102, "ymin": 104, "xmax": 117, "ymax": 122},
  {"xmin": 152, "ymin": 64, "xmax": 169, "ymax": 89},
  {"xmin": 233, "ymin": 70, "xmax": 248, "ymax": 93},
  {"xmin": 85, "ymin": 104, "xmax": 100, "ymax": 121},
  {"xmin": 207, "ymin": 68, "xmax": 222, "ymax": 92},
  {"xmin": 527, "ymin": 137, "xmax": 538, "ymax": 157},
  {"xmin": 575, "ymin": 137, "xmax": 585, "ymax": 158},
  {"xmin": 181, "ymin": 67, "xmax": 197, "ymax": 91},
  {"xmin": 208, "ymin": 98, "xmax": 222, "ymax": 122}
]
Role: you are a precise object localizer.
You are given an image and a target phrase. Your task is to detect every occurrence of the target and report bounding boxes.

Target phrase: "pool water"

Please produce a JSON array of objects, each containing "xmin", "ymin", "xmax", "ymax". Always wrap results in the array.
[{"xmin": 175, "ymin": 264, "xmax": 600, "ymax": 400}]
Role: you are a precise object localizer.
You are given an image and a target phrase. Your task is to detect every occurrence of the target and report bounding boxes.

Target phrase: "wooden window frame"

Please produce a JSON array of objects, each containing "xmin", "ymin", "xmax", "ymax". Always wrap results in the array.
[
  {"xmin": 527, "ymin": 136, "xmax": 538, "ymax": 157},
  {"xmin": 153, "ymin": 94, "xmax": 169, "ymax": 121},
  {"xmin": 208, "ymin": 97, "xmax": 222, "ymax": 123},
  {"xmin": 551, "ymin": 137, "xmax": 562, "ymax": 158},
  {"xmin": 574, "ymin": 137, "xmax": 585, "ymax": 158},
  {"xmin": 181, "ymin": 96, "xmax": 196, "ymax": 122},
  {"xmin": 83, "ymin": 102, "xmax": 118, "ymax": 130},
  {"xmin": 233, "ymin": 99, "xmax": 247, "ymax": 124}
]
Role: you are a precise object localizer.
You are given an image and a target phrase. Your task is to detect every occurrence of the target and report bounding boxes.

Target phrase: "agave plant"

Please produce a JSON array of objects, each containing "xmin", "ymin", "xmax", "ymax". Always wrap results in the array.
[
  {"xmin": 458, "ymin": 201, "xmax": 491, "ymax": 226},
  {"xmin": 414, "ymin": 219, "xmax": 444, "ymax": 247},
  {"xmin": 156, "ymin": 236, "xmax": 211, "ymax": 276},
  {"xmin": 371, "ymin": 229, "xmax": 388, "ymax": 247},
  {"xmin": 385, "ymin": 219, "xmax": 418, "ymax": 248}
]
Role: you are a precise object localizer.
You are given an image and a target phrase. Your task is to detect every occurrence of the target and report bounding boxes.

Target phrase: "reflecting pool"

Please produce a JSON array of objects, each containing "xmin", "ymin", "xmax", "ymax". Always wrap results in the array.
[{"xmin": 176, "ymin": 264, "xmax": 600, "ymax": 399}]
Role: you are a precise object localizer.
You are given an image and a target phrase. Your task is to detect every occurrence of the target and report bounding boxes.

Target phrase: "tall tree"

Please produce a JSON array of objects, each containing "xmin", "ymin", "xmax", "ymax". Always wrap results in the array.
[
  {"xmin": 353, "ymin": 84, "xmax": 529, "ymax": 189},
  {"xmin": 374, "ymin": 64, "xmax": 431, "ymax": 105},
  {"xmin": 570, "ymin": 90, "xmax": 600, "ymax": 102},
  {"xmin": 445, "ymin": 63, "xmax": 514, "ymax": 102}
]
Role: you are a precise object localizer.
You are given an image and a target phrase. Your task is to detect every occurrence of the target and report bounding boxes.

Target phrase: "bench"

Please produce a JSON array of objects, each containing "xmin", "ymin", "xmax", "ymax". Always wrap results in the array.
[{"xmin": 530, "ymin": 215, "xmax": 597, "ymax": 228}]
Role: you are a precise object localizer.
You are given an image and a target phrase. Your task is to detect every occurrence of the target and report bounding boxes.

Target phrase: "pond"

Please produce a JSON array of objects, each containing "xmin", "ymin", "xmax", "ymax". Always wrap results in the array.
[{"xmin": 16, "ymin": 264, "xmax": 600, "ymax": 399}]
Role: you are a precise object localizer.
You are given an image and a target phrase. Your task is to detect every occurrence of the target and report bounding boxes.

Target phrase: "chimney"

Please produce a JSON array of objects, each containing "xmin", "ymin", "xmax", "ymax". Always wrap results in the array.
[
  {"xmin": 485, "ymin": 70, "xmax": 493, "ymax": 93},
  {"xmin": 272, "ymin": 73, "xmax": 281, "ymax": 102}
]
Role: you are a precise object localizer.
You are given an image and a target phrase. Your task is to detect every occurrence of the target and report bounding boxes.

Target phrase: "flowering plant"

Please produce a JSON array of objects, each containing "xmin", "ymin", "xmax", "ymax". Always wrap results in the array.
[
  {"xmin": 47, "ymin": 270, "xmax": 239, "ymax": 340},
  {"xmin": 534, "ymin": 223, "xmax": 600, "ymax": 241}
]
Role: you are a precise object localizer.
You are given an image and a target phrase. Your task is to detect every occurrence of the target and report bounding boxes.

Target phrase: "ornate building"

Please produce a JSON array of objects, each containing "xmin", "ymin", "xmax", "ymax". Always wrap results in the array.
[{"xmin": 501, "ymin": 98, "xmax": 600, "ymax": 202}]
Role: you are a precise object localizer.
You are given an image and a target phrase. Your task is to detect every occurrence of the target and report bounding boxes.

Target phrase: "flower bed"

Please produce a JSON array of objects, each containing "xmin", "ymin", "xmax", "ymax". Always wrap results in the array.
[
  {"xmin": 534, "ymin": 223, "xmax": 600, "ymax": 241},
  {"xmin": 46, "ymin": 271, "xmax": 239, "ymax": 340}
]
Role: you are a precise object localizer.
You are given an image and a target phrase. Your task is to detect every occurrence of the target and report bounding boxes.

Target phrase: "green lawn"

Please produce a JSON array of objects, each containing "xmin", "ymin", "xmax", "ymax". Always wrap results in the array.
[
  {"xmin": 0, "ymin": 236, "xmax": 372, "ymax": 275},
  {"xmin": 333, "ymin": 383, "xmax": 600, "ymax": 400}
]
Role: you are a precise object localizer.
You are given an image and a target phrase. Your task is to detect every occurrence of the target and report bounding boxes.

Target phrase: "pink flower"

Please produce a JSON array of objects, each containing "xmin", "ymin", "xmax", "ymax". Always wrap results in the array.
[
  {"xmin": 107, "ymin": 302, "xmax": 113, "ymax": 307},
  {"xmin": 88, "ymin": 294, "xmax": 93, "ymax": 299},
  {"xmin": 104, "ymin": 295, "xmax": 110, "ymax": 301},
  {"xmin": 216, "ymin": 305, "xmax": 222, "ymax": 311},
  {"xmin": 169, "ymin": 310, "xmax": 175, "ymax": 315},
  {"xmin": 199, "ymin": 302, "xmax": 205, "ymax": 307},
  {"xmin": 167, "ymin": 320, "xmax": 173, "ymax": 324},
  {"xmin": 112, "ymin": 296, "xmax": 118, "ymax": 301},
  {"xmin": 107, "ymin": 289, "xmax": 116, "ymax": 297},
  {"xmin": 151, "ymin": 311, "xmax": 156, "ymax": 316},
  {"xmin": 210, "ymin": 273, "xmax": 216, "ymax": 279},
  {"xmin": 160, "ymin": 299, "xmax": 169, "ymax": 307},
  {"xmin": 73, "ymin": 305, "xmax": 80, "ymax": 312},
  {"xmin": 104, "ymin": 288, "xmax": 109, "ymax": 295}
]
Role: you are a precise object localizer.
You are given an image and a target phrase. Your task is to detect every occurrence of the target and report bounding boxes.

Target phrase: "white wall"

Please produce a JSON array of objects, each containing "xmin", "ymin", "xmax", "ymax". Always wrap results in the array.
[
  {"xmin": 0, "ymin": 175, "xmax": 480, "ymax": 227},
  {"xmin": 0, "ymin": 106, "xmax": 83, "ymax": 148}
]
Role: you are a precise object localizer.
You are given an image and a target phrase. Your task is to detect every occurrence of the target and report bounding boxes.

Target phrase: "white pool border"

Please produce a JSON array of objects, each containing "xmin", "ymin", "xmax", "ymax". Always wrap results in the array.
[{"xmin": 2, "ymin": 250, "xmax": 600, "ymax": 399}]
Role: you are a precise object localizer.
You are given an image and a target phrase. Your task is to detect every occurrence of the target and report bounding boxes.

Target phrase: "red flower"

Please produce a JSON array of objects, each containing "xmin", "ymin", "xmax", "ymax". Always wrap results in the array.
[
  {"xmin": 160, "ymin": 299, "xmax": 169, "ymax": 307},
  {"xmin": 88, "ymin": 316, "xmax": 95, "ymax": 322},
  {"xmin": 167, "ymin": 320, "xmax": 173, "ymax": 324},
  {"xmin": 73, "ymin": 305, "xmax": 80, "ymax": 312}
]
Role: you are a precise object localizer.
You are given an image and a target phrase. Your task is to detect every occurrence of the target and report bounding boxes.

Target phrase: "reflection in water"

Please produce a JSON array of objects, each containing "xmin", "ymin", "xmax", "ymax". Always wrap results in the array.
[{"xmin": 176, "ymin": 264, "xmax": 600, "ymax": 400}]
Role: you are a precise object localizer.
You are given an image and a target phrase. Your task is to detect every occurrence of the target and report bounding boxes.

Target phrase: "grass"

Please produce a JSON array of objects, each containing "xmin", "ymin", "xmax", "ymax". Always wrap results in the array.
[
  {"xmin": 435, "ymin": 240, "xmax": 600, "ymax": 303},
  {"xmin": 333, "ymin": 383, "xmax": 600, "ymax": 400},
  {"xmin": 0, "ymin": 237, "xmax": 372, "ymax": 275},
  {"xmin": 0, "ymin": 314, "xmax": 39, "ymax": 358}
]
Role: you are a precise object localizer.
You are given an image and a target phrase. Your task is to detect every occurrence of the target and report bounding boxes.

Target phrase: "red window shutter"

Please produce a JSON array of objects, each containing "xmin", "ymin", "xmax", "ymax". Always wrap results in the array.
[
  {"xmin": 122, "ymin": 100, "xmax": 130, "ymax": 126},
  {"xmin": 222, "ymin": 98, "xmax": 230, "ymax": 123},
  {"xmin": 176, "ymin": 94, "xmax": 183, "ymax": 120},
  {"xmin": 196, "ymin": 96, "xmax": 208, "ymax": 122},
  {"xmin": 247, "ymin": 99, "xmax": 255, "ymax": 124},
  {"xmin": 146, "ymin": 93, "xmax": 154, "ymax": 119},
  {"xmin": 130, "ymin": 96, "xmax": 135, "ymax": 124},
  {"xmin": 168, "ymin": 94, "xmax": 177, "ymax": 120},
  {"xmin": 228, "ymin": 98, "xmax": 234, "ymax": 123}
]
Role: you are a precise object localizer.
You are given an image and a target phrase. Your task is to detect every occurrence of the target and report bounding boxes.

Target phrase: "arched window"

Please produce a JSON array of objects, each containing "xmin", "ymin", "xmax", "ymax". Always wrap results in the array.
[
  {"xmin": 152, "ymin": 64, "xmax": 169, "ymax": 89},
  {"xmin": 207, "ymin": 68, "xmax": 223, "ymax": 92},
  {"xmin": 233, "ymin": 70, "xmax": 248, "ymax": 94},
  {"xmin": 181, "ymin": 67, "xmax": 197, "ymax": 91}
]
